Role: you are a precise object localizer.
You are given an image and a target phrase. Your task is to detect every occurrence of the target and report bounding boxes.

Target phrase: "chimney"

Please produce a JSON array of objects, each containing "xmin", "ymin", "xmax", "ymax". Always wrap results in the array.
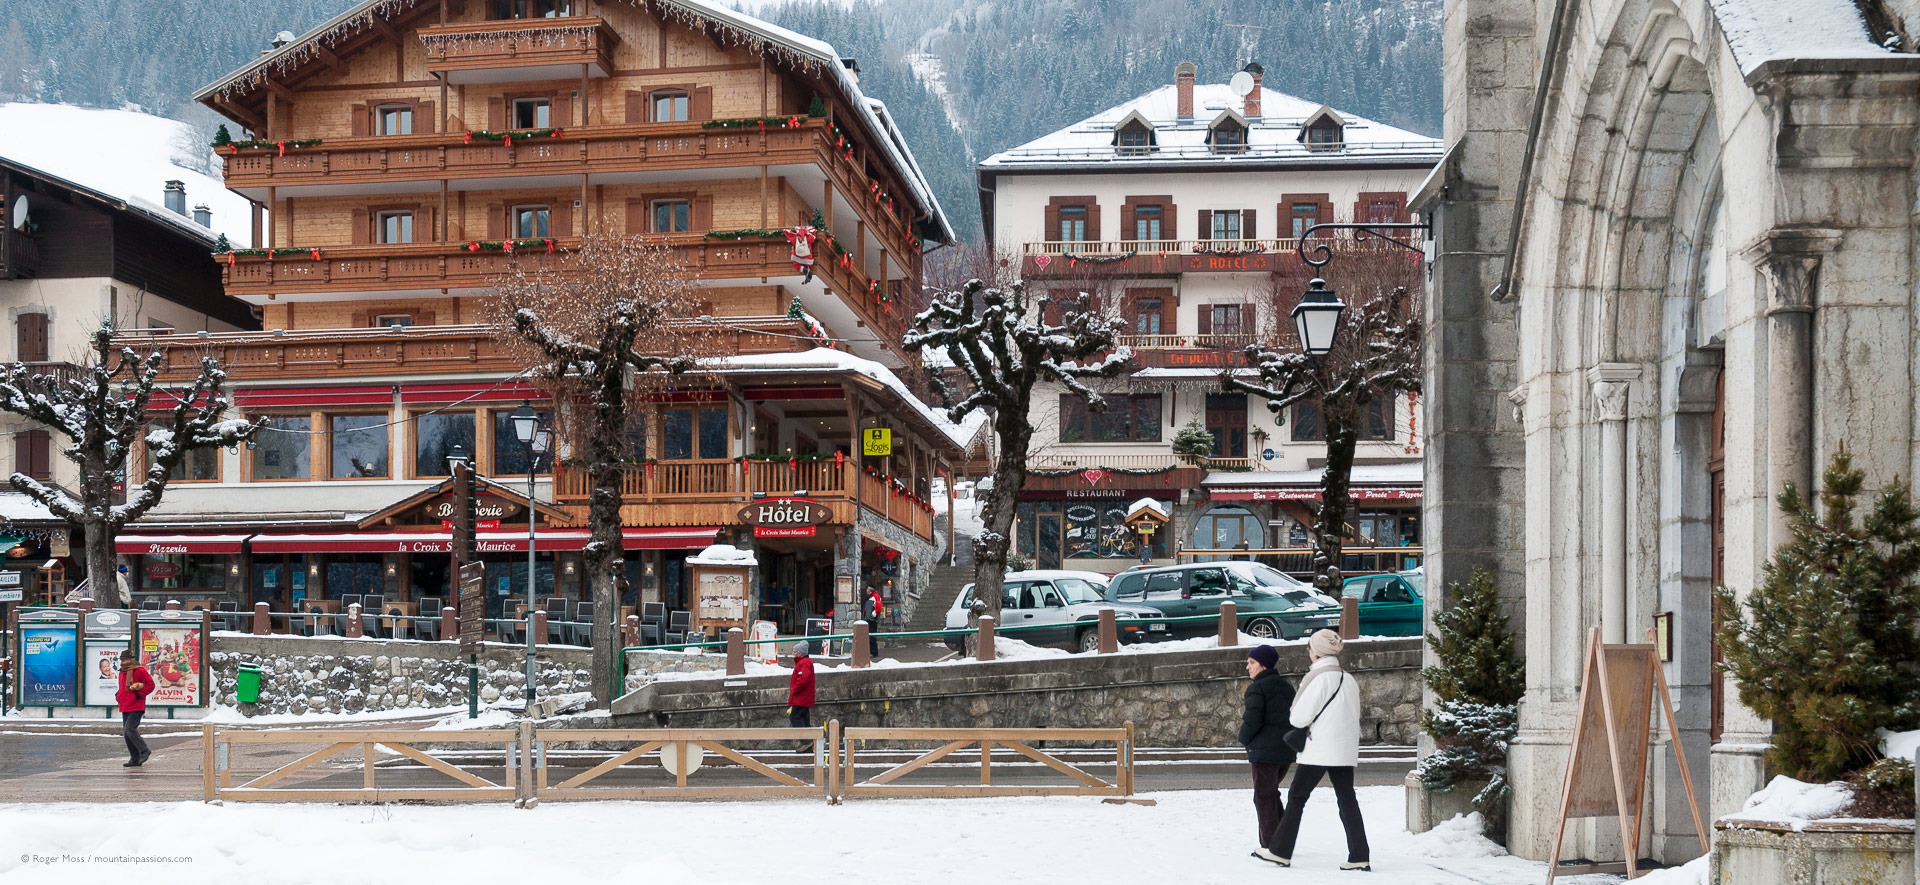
[
  {"xmin": 272, "ymin": 30, "xmax": 295, "ymax": 49},
  {"xmin": 1175, "ymin": 61, "xmax": 1197, "ymax": 119},
  {"xmin": 193, "ymin": 204, "xmax": 212, "ymax": 228},
  {"xmin": 163, "ymin": 181, "xmax": 187, "ymax": 216},
  {"xmin": 1243, "ymin": 62, "xmax": 1264, "ymax": 118}
]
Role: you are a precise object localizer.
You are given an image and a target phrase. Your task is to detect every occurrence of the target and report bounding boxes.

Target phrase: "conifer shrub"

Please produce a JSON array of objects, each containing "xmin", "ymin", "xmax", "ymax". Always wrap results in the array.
[{"xmin": 1416, "ymin": 566, "xmax": 1524, "ymax": 841}]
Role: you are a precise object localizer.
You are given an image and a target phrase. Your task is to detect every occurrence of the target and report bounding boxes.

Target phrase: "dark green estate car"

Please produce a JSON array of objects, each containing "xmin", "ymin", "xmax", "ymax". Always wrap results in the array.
[
  {"xmin": 1103, "ymin": 561, "xmax": 1343, "ymax": 640},
  {"xmin": 1339, "ymin": 569, "xmax": 1425, "ymax": 637}
]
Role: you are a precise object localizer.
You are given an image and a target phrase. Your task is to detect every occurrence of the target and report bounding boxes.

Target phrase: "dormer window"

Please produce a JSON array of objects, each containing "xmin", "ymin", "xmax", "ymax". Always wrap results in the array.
[
  {"xmin": 1111, "ymin": 111, "xmax": 1157, "ymax": 156},
  {"xmin": 1298, "ymin": 106, "xmax": 1346, "ymax": 151},
  {"xmin": 1208, "ymin": 110, "xmax": 1249, "ymax": 155},
  {"xmin": 491, "ymin": 0, "xmax": 571, "ymax": 18}
]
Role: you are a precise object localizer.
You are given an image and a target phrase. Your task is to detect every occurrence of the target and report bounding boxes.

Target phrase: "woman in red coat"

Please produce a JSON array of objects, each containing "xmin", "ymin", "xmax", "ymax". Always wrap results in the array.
[
  {"xmin": 786, "ymin": 641, "xmax": 816, "ymax": 728},
  {"xmin": 116, "ymin": 650, "xmax": 154, "ymax": 767}
]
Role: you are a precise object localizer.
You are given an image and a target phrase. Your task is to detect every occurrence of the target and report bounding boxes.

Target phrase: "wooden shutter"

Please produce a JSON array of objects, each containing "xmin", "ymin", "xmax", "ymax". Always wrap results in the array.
[
  {"xmin": 690, "ymin": 87, "xmax": 713, "ymax": 122},
  {"xmin": 487, "ymin": 204, "xmax": 504, "ymax": 239},
  {"xmin": 1160, "ymin": 292, "xmax": 1176, "ymax": 333},
  {"xmin": 1196, "ymin": 306, "xmax": 1212, "ymax": 335},
  {"xmin": 351, "ymin": 104, "xmax": 370, "ymax": 137},
  {"xmin": 1164, "ymin": 203, "xmax": 1178, "ymax": 240},
  {"xmin": 1241, "ymin": 304, "xmax": 1256, "ymax": 337},
  {"xmin": 413, "ymin": 99, "xmax": 435, "ymax": 134},
  {"xmin": 1086, "ymin": 203, "xmax": 1101, "ymax": 242},
  {"xmin": 552, "ymin": 92, "xmax": 573, "ymax": 129},
  {"xmin": 416, "ymin": 204, "xmax": 436, "ymax": 242},
  {"xmin": 1197, "ymin": 209, "xmax": 1212, "ymax": 240},
  {"xmin": 553, "ymin": 200, "xmax": 574, "ymax": 237},
  {"xmin": 487, "ymin": 97, "xmax": 506, "ymax": 130},
  {"xmin": 16, "ymin": 430, "xmax": 47, "ymax": 480},
  {"xmin": 17, "ymin": 313, "xmax": 47, "ymax": 363},
  {"xmin": 1318, "ymin": 200, "xmax": 1332, "ymax": 227},
  {"xmin": 692, "ymin": 197, "xmax": 712, "ymax": 232},
  {"xmin": 1120, "ymin": 203, "xmax": 1135, "ymax": 242},
  {"xmin": 626, "ymin": 199, "xmax": 647, "ymax": 235},
  {"xmin": 626, "ymin": 91, "xmax": 645, "ymax": 124},
  {"xmin": 1044, "ymin": 205, "xmax": 1060, "ymax": 242},
  {"xmin": 351, "ymin": 208, "xmax": 370, "ymax": 245},
  {"xmin": 1242, "ymin": 209, "xmax": 1257, "ymax": 241}
]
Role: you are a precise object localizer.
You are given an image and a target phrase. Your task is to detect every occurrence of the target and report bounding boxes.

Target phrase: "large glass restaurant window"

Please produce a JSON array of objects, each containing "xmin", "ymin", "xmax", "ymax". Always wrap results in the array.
[
  {"xmin": 252, "ymin": 417, "xmax": 311, "ymax": 479},
  {"xmin": 331, "ymin": 415, "xmax": 390, "ymax": 478},
  {"xmin": 138, "ymin": 552, "xmax": 228, "ymax": 595},
  {"xmin": 492, "ymin": 408, "xmax": 554, "ymax": 474},
  {"xmin": 661, "ymin": 405, "xmax": 727, "ymax": 460},
  {"xmin": 414, "ymin": 412, "xmax": 476, "ymax": 477}
]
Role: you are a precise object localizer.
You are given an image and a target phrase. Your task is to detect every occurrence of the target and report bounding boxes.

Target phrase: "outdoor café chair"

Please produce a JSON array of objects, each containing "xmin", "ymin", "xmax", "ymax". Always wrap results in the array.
[
  {"xmin": 570, "ymin": 602, "xmax": 594, "ymax": 646},
  {"xmin": 419, "ymin": 597, "xmax": 443, "ymax": 640},
  {"xmin": 664, "ymin": 610, "xmax": 691, "ymax": 645}
]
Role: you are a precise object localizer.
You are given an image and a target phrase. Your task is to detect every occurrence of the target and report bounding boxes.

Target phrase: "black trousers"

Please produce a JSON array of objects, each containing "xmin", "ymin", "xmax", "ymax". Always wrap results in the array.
[
  {"xmin": 1271, "ymin": 764, "xmax": 1369, "ymax": 864},
  {"xmin": 789, "ymin": 706, "xmax": 812, "ymax": 728},
  {"xmin": 1250, "ymin": 761, "xmax": 1291, "ymax": 849},
  {"xmin": 122, "ymin": 711, "xmax": 149, "ymax": 762}
]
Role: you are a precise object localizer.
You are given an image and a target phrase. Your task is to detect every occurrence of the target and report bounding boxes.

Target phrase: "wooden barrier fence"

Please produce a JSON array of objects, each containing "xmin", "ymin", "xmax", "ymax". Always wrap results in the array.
[
  {"xmin": 533, "ymin": 723, "xmax": 838, "ymax": 800},
  {"xmin": 201, "ymin": 724, "xmax": 520, "ymax": 803},
  {"xmin": 839, "ymin": 724, "xmax": 1135, "ymax": 799}
]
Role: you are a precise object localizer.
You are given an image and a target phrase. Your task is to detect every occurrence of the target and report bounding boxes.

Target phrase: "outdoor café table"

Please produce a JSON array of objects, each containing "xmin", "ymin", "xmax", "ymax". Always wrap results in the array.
[
  {"xmin": 379, "ymin": 601, "xmax": 418, "ymax": 634},
  {"xmin": 300, "ymin": 599, "xmax": 340, "ymax": 635}
]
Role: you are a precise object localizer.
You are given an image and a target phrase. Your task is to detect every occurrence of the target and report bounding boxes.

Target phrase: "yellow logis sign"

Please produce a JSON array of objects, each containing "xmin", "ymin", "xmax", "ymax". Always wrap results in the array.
[{"xmin": 862, "ymin": 428, "xmax": 892, "ymax": 456}]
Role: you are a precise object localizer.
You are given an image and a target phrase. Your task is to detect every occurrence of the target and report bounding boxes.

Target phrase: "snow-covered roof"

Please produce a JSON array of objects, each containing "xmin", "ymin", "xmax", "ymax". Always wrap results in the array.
[
  {"xmin": 687, "ymin": 543, "xmax": 757, "ymax": 566},
  {"xmin": 0, "ymin": 144, "xmax": 223, "ymax": 248},
  {"xmin": 1201, "ymin": 461, "xmax": 1424, "ymax": 488},
  {"xmin": 0, "ymin": 491, "xmax": 58, "ymax": 525},
  {"xmin": 1126, "ymin": 498, "xmax": 1170, "ymax": 521},
  {"xmin": 981, "ymin": 83, "xmax": 1442, "ymax": 171},
  {"xmin": 705, "ymin": 347, "xmax": 987, "ymax": 451},
  {"xmin": 1708, "ymin": 0, "xmax": 1897, "ymax": 76},
  {"xmin": 191, "ymin": 0, "xmax": 951, "ymax": 244}
]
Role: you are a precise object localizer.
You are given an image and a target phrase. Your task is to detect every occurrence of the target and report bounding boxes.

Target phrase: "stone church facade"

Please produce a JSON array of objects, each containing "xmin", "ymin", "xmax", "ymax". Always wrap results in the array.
[{"xmin": 1423, "ymin": 0, "xmax": 1920, "ymax": 865}]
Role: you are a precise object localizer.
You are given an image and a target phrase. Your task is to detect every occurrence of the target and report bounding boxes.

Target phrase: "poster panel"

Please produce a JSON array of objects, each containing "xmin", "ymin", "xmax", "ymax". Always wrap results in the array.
[
  {"xmin": 138, "ymin": 625, "xmax": 204, "ymax": 707},
  {"xmin": 752, "ymin": 620, "xmax": 778, "ymax": 664},
  {"xmin": 20, "ymin": 625, "xmax": 78, "ymax": 706},
  {"xmin": 83, "ymin": 641, "xmax": 127, "ymax": 707}
]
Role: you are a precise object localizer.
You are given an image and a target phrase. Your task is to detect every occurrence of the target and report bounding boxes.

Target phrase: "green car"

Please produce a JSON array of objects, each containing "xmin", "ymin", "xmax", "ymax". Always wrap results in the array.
[
  {"xmin": 1339, "ymin": 569, "xmax": 1425, "ymax": 636},
  {"xmin": 1105, "ymin": 561, "xmax": 1343, "ymax": 640}
]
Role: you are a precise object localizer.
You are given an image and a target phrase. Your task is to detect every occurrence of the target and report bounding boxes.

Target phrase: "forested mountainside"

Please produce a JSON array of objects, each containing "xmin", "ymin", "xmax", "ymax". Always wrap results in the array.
[{"xmin": 0, "ymin": 0, "xmax": 1440, "ymax": 240}]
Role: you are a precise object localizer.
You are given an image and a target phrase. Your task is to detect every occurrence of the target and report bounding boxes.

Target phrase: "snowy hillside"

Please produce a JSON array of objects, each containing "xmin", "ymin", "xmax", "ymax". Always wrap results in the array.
[{"xmin": 0, "ymin": 103, "xmax": 253, "ymax": 246}]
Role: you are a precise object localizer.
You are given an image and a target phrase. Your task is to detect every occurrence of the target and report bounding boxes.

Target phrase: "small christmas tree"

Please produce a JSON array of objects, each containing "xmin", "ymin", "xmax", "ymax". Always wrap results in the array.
[
  {"xmin": 787, "ymin": 294, "xmax": 806, "ymax": 320},
  {"xmin": 808, "ymin": 93, "xmax": 827, "ymax": 118},
  {"xmin": 1417, "ymin": 566, "xmax": 1523, "ymax": 841},
  {"xmin": 1169, "ymin": 419, "xmax": 1214, "ymax": 457},
  {"xmin": 1714, "ymin": 446, "xmax": 1920, "ymax": 783},
  {"xmin": 212, "ymin": 124, "xmax": 232, "ymax": 147}
]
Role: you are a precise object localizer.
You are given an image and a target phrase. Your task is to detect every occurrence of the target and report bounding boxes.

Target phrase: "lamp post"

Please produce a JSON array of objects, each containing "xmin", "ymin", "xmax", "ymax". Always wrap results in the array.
[{"xmin": 508, "ymin": 400, "xmax": 545, "ymax": 710}]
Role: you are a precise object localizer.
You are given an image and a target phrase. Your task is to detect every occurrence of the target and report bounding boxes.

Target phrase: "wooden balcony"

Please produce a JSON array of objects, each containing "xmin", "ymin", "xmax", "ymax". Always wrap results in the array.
[
  {"xmin": 1020, "ymin": 238, "xmax": 1407, "ymax": 277},
  {"xmin": 1027, "ymin": 452, "xmax": 1262, "ymax": 472},
  {"xmin": 123, "ymin": 319, "xmax": 817, "ymax": 384},
  {"xmin": 418, "ymin": 17, "xmax": 616, "ymax": 81},
  {"xmin": 555, "ymin": 458, "xmax": 932, "ymax": 541},
  {"xmin": 1, "ymin": 229, "xmax": 38, "ymax": 280}
]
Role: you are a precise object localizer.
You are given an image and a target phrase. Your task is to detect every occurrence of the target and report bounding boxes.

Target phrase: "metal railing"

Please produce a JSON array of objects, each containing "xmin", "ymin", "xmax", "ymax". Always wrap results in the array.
[{"xmin": 1178, "ymin": 545, "xmax": 1424, "ymax": 577}]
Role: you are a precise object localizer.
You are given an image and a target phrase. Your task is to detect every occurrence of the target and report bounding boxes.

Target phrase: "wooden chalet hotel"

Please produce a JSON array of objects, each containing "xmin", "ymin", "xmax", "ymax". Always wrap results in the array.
[{"xmin": 112, "ymin": 0, "xmax": 970, "ymax": 639}]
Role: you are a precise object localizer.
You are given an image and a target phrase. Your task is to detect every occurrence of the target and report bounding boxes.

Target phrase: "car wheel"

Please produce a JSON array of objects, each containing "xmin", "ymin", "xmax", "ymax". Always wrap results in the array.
[
  {"xmin": 1077, "ymin": 627, "xmax": 1101, "ymax": 654},
  {"xmin": 1245, "ymin": 617, "xmax": 1281, "ymax": 640}
]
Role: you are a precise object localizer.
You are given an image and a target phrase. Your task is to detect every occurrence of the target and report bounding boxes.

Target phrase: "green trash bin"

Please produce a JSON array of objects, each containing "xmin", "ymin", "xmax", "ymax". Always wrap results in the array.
[{"xmin": 235, "ymin": 664, "xmax": 263, "ymax": 704}]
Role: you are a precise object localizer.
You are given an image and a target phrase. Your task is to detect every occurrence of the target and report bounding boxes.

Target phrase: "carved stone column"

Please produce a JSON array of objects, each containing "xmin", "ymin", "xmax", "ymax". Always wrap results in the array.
[{"xmin": 1589, "ymin": 363, "xmax": 1640, "ymax": 644}]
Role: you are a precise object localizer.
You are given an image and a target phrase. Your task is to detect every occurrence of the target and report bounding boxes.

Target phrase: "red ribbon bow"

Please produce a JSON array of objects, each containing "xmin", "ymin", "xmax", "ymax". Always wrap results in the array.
[
  {"xmin": 463, "ymin": 131, "xmax": 473, "ymax": 145},
  {"xmin": 277, "ymin": 140, "xmax": 287, "ymax": 157},
  {"xmin": 504, "ymin": 239, "xmax": 514, "ymax": 253},
  {"xmin": 468, "ymin": 241, "xmax": 481, "ymax": 252},
  {"xmin": 544, "ymin": 238, "xmax": 555, "ymax": 254},
  {"xmin": 551, "ymin": 129, "xmax": 563, "ymax": 138},
  {"xmin": 226, "ymin": 251, "xmax": 236, "ymax": 267},
  {"xmin": 309, "ymin": 247, "xmax": 322, "ymax": 260}
]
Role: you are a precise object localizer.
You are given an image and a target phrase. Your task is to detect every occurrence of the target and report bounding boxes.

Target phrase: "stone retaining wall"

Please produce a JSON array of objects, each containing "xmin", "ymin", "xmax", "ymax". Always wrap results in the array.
[
  {"xmin": 611, "ymin": 638, "xmax": 1422, "ymax": 747},
  {"xmin": 208, "ymin": 635, "xmax": 593, "ymax": 716},
  {"xmin": 1712, "ymin": 820, "xmax": 1914, "ymax": 885}
]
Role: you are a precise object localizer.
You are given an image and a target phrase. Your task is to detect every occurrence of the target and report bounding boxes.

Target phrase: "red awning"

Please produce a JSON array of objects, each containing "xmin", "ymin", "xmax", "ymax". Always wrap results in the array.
[
  {"xmin": 235, "ymin": 386, "xmax": 392, "ymax": 409},
  {"xmin": 400, "ymin": 382, "xmax": 549, "ymax": 405},
  {"xmin": 622, "ymin": 527, "xmax": 720, "ymax": 550},
  {"xmin": 115, "ymin": 534, "xmax": 251, "ymax": 555},
  {"xmin": 1209, "ymin": 486, "xmax": 1423, "ymax": 502},
  {"xmin": 250, "ymin": 531, "xmax": 592, "ymax": 554}
]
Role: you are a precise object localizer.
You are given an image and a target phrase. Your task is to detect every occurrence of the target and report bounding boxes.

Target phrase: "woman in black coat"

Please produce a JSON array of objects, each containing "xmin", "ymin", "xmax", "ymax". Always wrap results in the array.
[{"xmin": 1240, "ymin": 644, "xmax": 1297, "ymax": 864}]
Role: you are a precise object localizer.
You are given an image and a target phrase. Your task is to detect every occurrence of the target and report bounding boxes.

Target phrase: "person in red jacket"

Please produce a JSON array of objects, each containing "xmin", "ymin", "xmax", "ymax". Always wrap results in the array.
[
  {"xmin": 116, "ymin": 649, "xmax": 153, "ymax": 767},
  {"xmin": 786, "ymin": 641, "xmax": 816, "ymax": 728}
]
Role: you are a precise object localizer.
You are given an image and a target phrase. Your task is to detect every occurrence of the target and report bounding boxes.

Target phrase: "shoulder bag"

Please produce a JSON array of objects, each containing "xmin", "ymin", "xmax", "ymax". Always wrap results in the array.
[{"xmin": 1281, "ymin": 676, "xmax": 1343, "ymax": 754}]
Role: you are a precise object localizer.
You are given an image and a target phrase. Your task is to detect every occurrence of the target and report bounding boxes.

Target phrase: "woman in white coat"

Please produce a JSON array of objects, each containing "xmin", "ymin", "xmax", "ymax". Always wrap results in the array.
[{"xmin": 1267, "ymin": 630, "xmax": 1369, "ymax": 870}]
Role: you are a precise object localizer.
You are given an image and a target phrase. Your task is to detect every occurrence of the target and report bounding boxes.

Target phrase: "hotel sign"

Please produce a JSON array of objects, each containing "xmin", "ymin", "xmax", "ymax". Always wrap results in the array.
[
  {"xmin": 1179, "ymin": 252, "xmax": 1277, "ymax": 273},
  {"xmin": 738, "ymin": 498, "xmax": 832, "ymax": 538}
]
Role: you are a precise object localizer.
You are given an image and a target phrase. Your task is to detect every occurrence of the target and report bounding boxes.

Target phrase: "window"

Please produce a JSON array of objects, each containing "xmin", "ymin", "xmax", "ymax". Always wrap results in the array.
[
  {"xmin": 1133, "ymin": 206, "xmax": 1162, "ymax": 242},
  {"xmin": 492, "ymin": 408, "xmax": 554, "ymax": 475},
  {"xmin": 372, "ymin": 314, "xmax": 413, "ymax": 328},
  {"xmin": 513, "ymin": 205, "xmax": 550, "ymax": 238},
  {"xmin": 1208, "ymin": 305, "xmax": 1243, "ymax": 336},
  {"xmin": 652, "ymin": 199, "xmax": 690, "ymax": 233},
  {"xmin": 623, "ymin": 408, "xmax": 647, "ymax": 460},
  {"xmin": 1111, "ymin": 572, "xmax": 1145, "ymax": 601},
  {"xmin": 1143, "ymin": 571, "xmax": 1184, "ymax": 601},
  {"xmin": 1134, "ymin": 298, "xmax": 1163, "ymax": 334},
  {"xmin": 1290, "ymin": 203, "xmax": 1320, "ymax": 238},
  {"xmin": 651, "ymin": 90, "xmax": 690, "ymax": 123},
  {"xmin": 330, "ymin": 415, "xmax": 389, "ymax": 478},
  {"xmin": 1191, "ymin": 506, "xmax": 1266, "ymax": 554},
  {"xmin": 1291, "ymin": 397, "xmax": 1396, "ymax": 442},
  {"xmin": 376, "ymin": 105, "xmax": 413, "ymax": 136},
  {"xmin": 1058, "ymin": 394, "xmax": 1162, "ymax": 443},
  {"xmin": 661, "ymin": 406, "xmax": 728, "ymax": 460},
  {"xmin": 1366, "ymin": 200, "xmax": 1400, "ymax": 224},
  {"xmin": 1115, "ymin": 122, "xmax": 1154, "ymax": 156},
  {"xmin": 1305, "ymin": 122, "xmax": 1342, "ymax": 146},
  {"xmin": 139, "ymin": 553, "xmax": 226, "ymax": 593},
  {"xmin": 1205, "ymin": 393, "xmax": 1247, "ymax": 458},
  {"xmin": 146, "ymin": 422, "xmax": 217, "ymax": 481},
  {"xmin": 534, "ymin": 0, "xmax": 571, "ymax": 17},
  {"xmin": 252, "ymin": 417, "xmax": 311, "ymax": 480},
  {"xmin": 15, "ymin": 429, "xmax": 50, "ymax": 480},
  {"xmin": 414, "ymin": 412, "xmax": 476, "ymax": 477},
  {"xmin": 1210, "ymin": 122, "xmax": 1247, "ymax": 153},
  {"xmin": 1058, "ymin": 206, "xmax": 1087, "ymax": 242},
  {"xmin": 1061, "ymin": 500, "xmax": 1167, "ymax": 559},
  {"xmin": 513, "ymin": 98, "xmax": 551, "ymax": 130},
  {"xmin": 377, "ymin": 211, "xmax": 414, "ymax": 245},
  {"xmin": 1211, "ymin": 210, "xmax": 1242, "ymax": 241}
]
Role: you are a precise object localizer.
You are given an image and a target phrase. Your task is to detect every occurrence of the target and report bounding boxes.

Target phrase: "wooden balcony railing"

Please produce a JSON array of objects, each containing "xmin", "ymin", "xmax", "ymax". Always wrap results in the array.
[
  {"xmin": 120, "ymin": 319, "xmax": 817, "ymax": 384},
  {"xmin": 1114, "ymin": 334, "xmax": 1257, "ymax": 351},
  {"xmin": 418, "ymin": 17, "xmax": 615, "ymax": 78},
  {"xmin": 554, "ymin": 458, "xmax": 930, "ymax": 540},
  {"xmin": 1027, "ymin": 452, "xmax": 1269, "ymax": 472},
  {"xmin": 1020, "ymin": 238, "xmax": 1414, "ymax": 277},
  {"xmin": 1, "ymin": 230, "xmax": 39, "ymax": 280},
  {"xmin": 1025, "ymin": 238, "xmax": 1305, "ymax": 257}
]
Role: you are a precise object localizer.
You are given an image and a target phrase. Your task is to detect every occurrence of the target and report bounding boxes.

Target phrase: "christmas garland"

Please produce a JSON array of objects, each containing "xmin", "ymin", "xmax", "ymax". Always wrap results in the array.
[
  {"xmin": 1027, "ymin": 465, "xmax": 1174, "ymax": 477},
  {"xmin": 703, "ymin": 228, "xmax": 782, "ymax": 241},
  {"xmin": 740, "ymin": 452, "xmax": 840, "ymax": 462},
  {"xmin": 218, "ymin": 247, "xmax": 324, "ymax": 264},
  {"xmin": 1064, "ymin": 251, "xmax": 1138, "ymax": 267},
  {"xmin": 465, "ymin": 238, "xmax": 559, "ymax": 254},
  {"xmin": 463, "ymin": 128, "xmax": 563, "ymax": 144},
  {"xmin": 701, "ymin": 114, "xmax": 811, "ymax": 130},
  {"xmin": 1194, "ymin": 243, "xmax": 1268, "ymax": 256},
  {"xmin": 216, "ymin": 138, "xmax": 322, "ymax": 155}
]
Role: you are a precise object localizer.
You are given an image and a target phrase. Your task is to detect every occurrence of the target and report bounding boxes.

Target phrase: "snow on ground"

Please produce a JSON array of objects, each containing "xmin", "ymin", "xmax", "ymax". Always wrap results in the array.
[
  {"xmin": 1404, "ymin": 812, "xmax": 1507, "ymax": 858},
  {"xmin": 0, "ymin": 102, "xmax": 254, "ymax": 245},
  {"xmin": 1631, "ymin": 855, "xmax": 1710, "ymax": 885},
  {"xmin": 0, "ymin": 787, "xmax": 1608, "ymax": 885},
  {"xmin": 1719, "ymin": 775, "xmax": 1853, "ymax": 831},
  {"xmin": 1881, "ymin": 727, "xmax": 1920, "ymax": 762}
]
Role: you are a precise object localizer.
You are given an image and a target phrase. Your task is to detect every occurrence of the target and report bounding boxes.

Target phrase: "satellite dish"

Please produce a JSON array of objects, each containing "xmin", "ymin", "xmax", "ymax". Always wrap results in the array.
[
  {"xmin": 1229, "ymin": 71, "xmax": 1256, "ymax": 97},
  {"xmin": 10, "ymin": 195, "xmax": 25, "ymax": 233}
]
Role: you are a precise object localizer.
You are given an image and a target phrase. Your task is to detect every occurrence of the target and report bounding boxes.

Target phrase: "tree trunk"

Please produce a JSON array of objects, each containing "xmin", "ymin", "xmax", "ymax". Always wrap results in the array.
[
  {"xmin": 84, "ymin": 513, "xmax": 121, "ymax": 608},
  {"xmin": 1313, "ymin": 397, "xmax": 1361, "ymax": 593},
  {"xmin": 583, "ymin": 376, "xmax": 626, "ymax": 709},
  {"xmin": 971, "ymin": 408, "xmax": 1032, "ymax": 625}
]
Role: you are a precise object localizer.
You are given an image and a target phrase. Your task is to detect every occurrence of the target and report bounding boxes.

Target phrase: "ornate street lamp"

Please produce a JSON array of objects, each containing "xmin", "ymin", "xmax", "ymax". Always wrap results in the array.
[{"xmin": 1292, "ymin": 278, "xmax": 1346, "ymax": 356}]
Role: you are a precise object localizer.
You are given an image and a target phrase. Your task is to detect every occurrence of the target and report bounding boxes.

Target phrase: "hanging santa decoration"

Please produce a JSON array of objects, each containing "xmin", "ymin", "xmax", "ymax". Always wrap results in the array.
[{"xmin": 783, "ymin": 226, "xmax": 818, "ymax": 283}]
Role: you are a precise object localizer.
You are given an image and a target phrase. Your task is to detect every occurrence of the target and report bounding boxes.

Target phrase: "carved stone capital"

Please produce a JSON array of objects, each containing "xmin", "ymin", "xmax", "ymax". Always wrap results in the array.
[
  {"xmin": 1586, "ymin": 363, "xmax": 1641, "ymax": 422},
  {"xmin": 1739, "ymin": 227, "xmax": 1841, "ymax": 316}
]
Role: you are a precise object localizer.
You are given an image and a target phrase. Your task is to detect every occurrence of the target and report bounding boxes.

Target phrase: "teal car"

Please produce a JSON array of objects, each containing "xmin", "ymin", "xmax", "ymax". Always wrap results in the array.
[
  {"xmin": 1339, "ymin": 569, "xmax": 1425, "ymax": 636},
  {"xmin": 1105, "ymin": 561, "xmax": 1343, "ymax": 640}
]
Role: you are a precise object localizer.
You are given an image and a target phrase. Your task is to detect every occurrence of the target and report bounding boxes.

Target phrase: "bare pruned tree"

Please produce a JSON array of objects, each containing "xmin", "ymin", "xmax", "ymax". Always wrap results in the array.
[
  {"xmin": 1223, "ymin": 252, "xmax": 1423, "ymax": 591},
  {"xmin": 904, "ymin": 279, "xmax": 1131, "ymax": 627},
  {"xmin": 0, "ymin": 323, "xmax": 260, "ymax": 607},
  {"xmin": 490, "ymin": 234, "xmax": 727, "ymax": 706}
]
